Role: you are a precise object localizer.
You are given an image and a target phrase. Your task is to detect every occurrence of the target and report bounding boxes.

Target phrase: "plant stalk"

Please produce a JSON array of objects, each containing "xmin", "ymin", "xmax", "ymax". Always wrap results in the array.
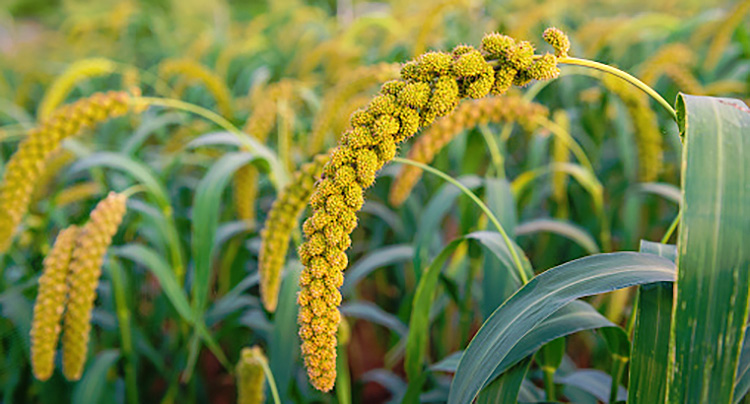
[{"xmin": 393, "ymin": 157, "xmax": 528, "ymax": 284}]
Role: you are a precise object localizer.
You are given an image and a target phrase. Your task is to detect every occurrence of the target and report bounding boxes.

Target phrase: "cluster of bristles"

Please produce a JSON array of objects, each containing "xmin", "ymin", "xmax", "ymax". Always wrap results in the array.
[
  {"xmin": 388, "ymin": 95, "xmax": 549, "ymax": 206},
  {"xmin": 296, "ymin": 28, "xmax": 570, "ymax": 391},
  {"xmin": 30, "ymin": 192, "xmax": 128, "ymax": 381}
]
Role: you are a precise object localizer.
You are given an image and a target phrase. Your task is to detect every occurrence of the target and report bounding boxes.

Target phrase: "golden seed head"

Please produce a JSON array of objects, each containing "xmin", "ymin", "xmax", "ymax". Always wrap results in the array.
[
  {"xmin": 233, "ymin": 164, "xmax": 258, "ymax": 225},
  {"xmin": 543, "ymin": 27, "xmax": 571, "ymax": 57},
  {"xmin": 259, "ymin": 153, "xmax": 328, "ymax": 312},
  {"xmin": 0, "ymin": 91, "xmax": 132, "ymax": 253},
  {"xmin": 236, "ymin": 346, "xmax": 267, "ymax": 404},
  {"xmin": 528, "ymin": 53, "xmax": 561, "ymax": 81},
  {"xmin": 38, "ymin": 58, "xmax": 118, "ymax": 119},
  {"xmin": 159, "ymin": 58, "xmax": 233, "ymax": 118},
  {"xmin": 297, "ymin": 31, "xmax": 560, "ymax": 391},
  {"xmin": 61, "ymin": 192, "xmax": 127, "ymax": 381},
  {"xmin": 30, "ymin": 225, "xmax": 80, "ymax": 381},
  {"xmin": 481, "ymin": 32, "xmax": 516, "ymax": 59}
]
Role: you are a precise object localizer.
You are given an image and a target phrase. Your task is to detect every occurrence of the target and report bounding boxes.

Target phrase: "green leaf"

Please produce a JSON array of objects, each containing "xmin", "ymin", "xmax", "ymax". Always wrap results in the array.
[
  {"xmin": 557, "ymin": 369, "xmax": 627, "ymax": 403},
  {"xmin": 269, "ymin": 263, "xmax": 301, "ymax": 401},
  {"xmin": 340, "ymin": 302, "xmax": 407, "ymax": 336},
  {"xmin": 484, "ymin": 177, "xmax": 517, "ymax": 238},
  {"xmin": 341, "ymin": 244, "xmax": 413, "ymax": 295},
  {"xmin": 448, "ymin": 252, "xmax": 676, "ymax": 404},
  {"xmin": 475, "ymin": 357, "xmax": 532, "ymax": 404},
  {"xmin": 413, "ymin": 175, "xmax": 482, "ymax": 271},
  {"xmin": 638, "ymin": 182, "xmax": 681, "ymax": 204},
  {"xmin": 123, "ymin": 111, "xmax": 185, "ymax": 155},
  {"xmin": 68, "ymin": 152, "xmax": 170, "ymax": 209},
  {"xmin": 431, "ymin": 300, "xmax": 621, "ymax": 378},
  {"xmin": 68, "ymin": 152, "xmax": 185, "ymax": 275},
  {"xmin": 191, "ymin": 152, "xmax": 255, "ymax": 313},
  {"xmin": 734, "ymin": 327, "xmax": 750, "ymax": 404},
  {"xmin": 113, "ymin": 244, "xmax": 193, "ymax": 322},
  {"xmin": 669, "ymin": 95, "xmax": 750, "ymax": 404},
  {"xmin": 405, "ymin": 231, "xmax": 531, "ymax": 383},
  {"xmin": 516, "ymin": 218, "xmax": 600, "ymax": 254},
  {"xmin": 628, "ymin": 240, "xmax": 675, "ymax": 404},
  {"xmin": 72, "ymin": 350, "xmax": 120, "ymax": 404}
]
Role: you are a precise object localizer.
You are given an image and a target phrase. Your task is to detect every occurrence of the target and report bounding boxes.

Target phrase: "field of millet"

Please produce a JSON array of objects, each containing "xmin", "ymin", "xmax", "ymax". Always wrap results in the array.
[{"xmin": 1, "ymin": 0, "xmax": 749, "ymax": 403}]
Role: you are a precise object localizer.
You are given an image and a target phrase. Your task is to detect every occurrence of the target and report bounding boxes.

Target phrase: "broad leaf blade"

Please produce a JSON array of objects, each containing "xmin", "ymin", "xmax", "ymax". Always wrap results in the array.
[
  {"xmin": 669, "ymin": 95, "xmax": 750, "ymax": 403},
  {"xmin": 448, "ymin": 252, "xmax": 676, "ymax": 404},
  {"xmin": 476, "ymin": 357, "xmax": 532, "ymax": 404},
  {"xmin": 628, "ymin": 240, "xmax": 675, "ymax": 404}
]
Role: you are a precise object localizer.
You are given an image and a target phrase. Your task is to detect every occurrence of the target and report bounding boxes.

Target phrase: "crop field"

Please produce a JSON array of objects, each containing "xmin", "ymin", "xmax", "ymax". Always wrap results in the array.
[{"xmin": 0, "ymin": 0, "xmax": 749, "ymax": 403}]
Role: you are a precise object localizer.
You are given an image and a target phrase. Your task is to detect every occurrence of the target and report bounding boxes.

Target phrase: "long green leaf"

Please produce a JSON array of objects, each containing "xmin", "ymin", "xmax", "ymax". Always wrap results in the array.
[
  {"xmin": 629, "ymin": 240, "xmax": 675, "ymax": 404},
  {"xmin": 191, "ymin": 152, "xmax": 255, "ymax": 313},
  {"xmin": 405, "ymin": 231, "xmax": 531, "ymax": 383},
  {"xmin": 269, "ymin": 263, "xmax": 301, "ymax": 401},
  {"xmin": 431, "ymin": 300, "xmax": 620, "ymax": 378},
  {"xmin": 516, "ymin": 218, "xmax": 600, "ymax": 254},
  {"xmin": 341, "ymin": 244, "xmax": 413, "ymax": 295},
  {"xmin": 448, "ymin": 252, "xmax": 676, "ymax": 403},
  {"xmin": 72, "ymin": 350, "xmax": 120, "ymax": 404},
  {"xmin": 734, "ymin": 327, "xmax": 750, "ymax": 404},
  {"xmin": 669, "ymin": 95, "xmax": 750, "ymax": 403},
  {"xmin": 113, "ymin": 244, "xmax": 193, "ymax": 322},
  {"xmin": 475, "ymin": 357, "xmax": 532, "ymax": 404},
  {"xmin": 68, "ymin": 152, "xmax": 185, "ymax": 277}
]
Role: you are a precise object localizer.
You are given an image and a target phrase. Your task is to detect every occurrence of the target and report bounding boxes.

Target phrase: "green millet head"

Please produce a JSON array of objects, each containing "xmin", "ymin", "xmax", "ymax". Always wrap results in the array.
[{"xmin": 543, "ymin": 27, "xmax": 571, "ymax": 57}]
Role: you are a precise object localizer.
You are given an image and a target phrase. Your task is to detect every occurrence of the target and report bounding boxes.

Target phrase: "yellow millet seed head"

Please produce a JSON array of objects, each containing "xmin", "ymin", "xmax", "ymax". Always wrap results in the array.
[
  {"xmin": 509, "ymin": 41, "xmax": 536, "ymax": 71},
  {"xmin": 30, "ymin": 226, "xmax": 80, "ymax": 381},
  {"xmin": 543, "ymin": 27, "xmax": 571, "ymax": 57},
  {"xmin": 62, "ymin": 192, "xmax": 128, "ymax": 381},
  {"xmin": 452, "ymin": 44, "xmax": 476, "ymax": 58},
  {"xmin": 38, "ymin": 58, "xmax": 118, "ymax": 120},
  {"xmin": 398, "ymin": 82, "xmax": 431, "ymax": 109},
  {"xmin": 236, "ymin": 346, "xmax": 267, "ymax": 404},
  {"xmin": 159, "ymin": 58, "xmax": 233, "ymax": 118},
  {"xmin": 0, "ymin": 91, "xmax": 132, "ymax": 253},
  {"xmin": 417, "ymin": 52, "xmax": 454, "ymax": 78},
  {"xmin": 481, "ymin": 32, "xmax": 516, "ymax": 59},
  {"xmin": 259, "ymin": 153, "xmax": 328, "ymax": 312},
  {"xmin": 297, "ymin": 30, "xmax": 564, "ymax": 391},
  {"xmin": 528, "ymin": 53, "xmax": 561, "ymax": 81},
  {"xmin": 233, "ymin": 164, "xmax": 259, "ymax": 225},
  {"xmin": 381, "ymin": 80, "xmax": 406, "ymax": 97},
  {"xmin": 453, "ymin": 49, "xmax": 487, "ymax": 77},
  {"xmin": 492, "ymin": 66, "xmax": 518, "ymax": 96},
  {"xmin": 400, "ymin": 61, "xmax": 425, "ymax": 82}
]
